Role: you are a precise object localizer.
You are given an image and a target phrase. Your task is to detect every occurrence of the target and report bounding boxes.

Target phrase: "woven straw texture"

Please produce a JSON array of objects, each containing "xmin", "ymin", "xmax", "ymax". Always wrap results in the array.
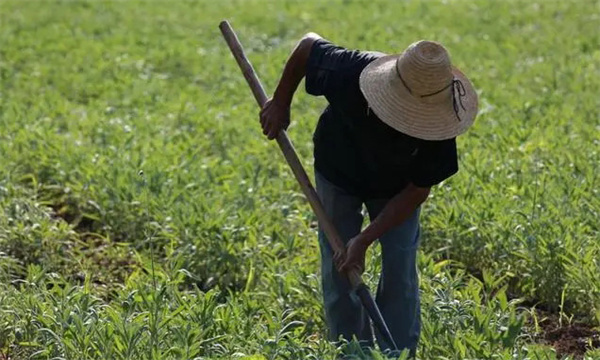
[{"xmin": 359, "ymin": 41, "xmax": 478, "ymax": 140}]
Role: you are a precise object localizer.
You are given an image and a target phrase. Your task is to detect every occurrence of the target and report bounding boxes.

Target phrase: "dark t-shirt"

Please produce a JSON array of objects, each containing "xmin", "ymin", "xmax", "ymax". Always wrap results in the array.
[{"xmin": 306, "ymin": 39, "xmax": 458, "ymax": 200}]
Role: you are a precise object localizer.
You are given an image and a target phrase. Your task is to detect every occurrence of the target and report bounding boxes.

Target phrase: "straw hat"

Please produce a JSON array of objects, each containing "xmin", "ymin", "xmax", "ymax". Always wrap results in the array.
[{"xmin": 359, "ymin": 40, "xmax": 478, "ymax": 141}]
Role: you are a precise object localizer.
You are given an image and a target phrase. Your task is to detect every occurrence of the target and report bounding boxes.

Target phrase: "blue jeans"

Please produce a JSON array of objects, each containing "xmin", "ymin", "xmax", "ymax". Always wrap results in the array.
[{"xmin": 315, "ymin": 171, "xmax": 421, "ymax": 356}]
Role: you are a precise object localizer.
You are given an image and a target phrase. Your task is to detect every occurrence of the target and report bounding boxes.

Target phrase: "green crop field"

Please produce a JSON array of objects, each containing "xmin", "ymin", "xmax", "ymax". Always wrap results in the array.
[{"xmin": 0, "ymin": 0, "xmax": 599, "ymax": 359}]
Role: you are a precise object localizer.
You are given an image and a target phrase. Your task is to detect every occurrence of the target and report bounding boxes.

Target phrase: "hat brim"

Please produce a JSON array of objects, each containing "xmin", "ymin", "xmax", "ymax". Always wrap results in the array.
[{"xmin": 359, "ymin": 54, "xmax": 478, "ymax": 141}]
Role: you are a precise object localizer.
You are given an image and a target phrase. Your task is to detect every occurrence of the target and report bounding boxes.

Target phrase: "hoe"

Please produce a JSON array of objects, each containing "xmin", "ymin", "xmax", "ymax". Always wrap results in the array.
[{"xmin": 219, "ymin": 20, "xmax": 398, "ymax": 352}]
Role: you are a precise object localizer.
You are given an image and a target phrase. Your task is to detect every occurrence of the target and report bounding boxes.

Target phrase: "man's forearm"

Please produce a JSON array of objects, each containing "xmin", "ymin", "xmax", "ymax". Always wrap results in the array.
[
  {"xmin": 358, "ymin": 184, "xmax": 430, "ymax": 246},
  {"xmin": 273, "ymin": 33, "xmax": 321, "ymax": 106}
]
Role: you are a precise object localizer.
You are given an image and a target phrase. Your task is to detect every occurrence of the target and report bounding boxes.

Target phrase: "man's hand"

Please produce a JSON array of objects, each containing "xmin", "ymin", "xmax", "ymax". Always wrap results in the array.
[
  {"xmin": 338, "ymin": 236, "xmax": 369, "ymax": 274},
  {"xmin": 258, "ymin": 33, "xmax": 320, "ymax": 140},
  {"xmin": 259, "ymin": 98, "xmax": 290, "ymax": 140}
]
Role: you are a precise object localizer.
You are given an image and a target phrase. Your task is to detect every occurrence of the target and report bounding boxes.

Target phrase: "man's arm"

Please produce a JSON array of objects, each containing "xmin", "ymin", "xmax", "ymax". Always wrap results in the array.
[
  {"xmin": 260, "ymin": 32, "xmax": 322, "ymax": 139},
  {"xmin": 338, "ymin": 184, "xmax": 430, "ymax": 273},
  {"xmin": 361, "ymin": 184, "xmax": 430, "ymax": 245}
]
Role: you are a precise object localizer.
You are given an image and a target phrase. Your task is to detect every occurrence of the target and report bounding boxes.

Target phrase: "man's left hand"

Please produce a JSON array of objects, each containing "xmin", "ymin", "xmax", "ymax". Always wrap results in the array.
[{"xmin": 338, "ymin": 236, "xmax": 369, "ymax": 274}]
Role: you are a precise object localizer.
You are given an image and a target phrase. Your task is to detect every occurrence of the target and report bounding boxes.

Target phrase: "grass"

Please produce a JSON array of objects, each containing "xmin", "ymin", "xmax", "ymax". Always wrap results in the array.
[{"xmin": 0, "ymin": 0, "xmax": 599, "ymax": 358}]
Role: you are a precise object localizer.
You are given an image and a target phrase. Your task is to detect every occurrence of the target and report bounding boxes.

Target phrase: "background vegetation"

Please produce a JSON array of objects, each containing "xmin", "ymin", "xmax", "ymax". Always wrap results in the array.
[{"xmin": 0, "ymin": 0, "xmax": 598, "ymax": 359}]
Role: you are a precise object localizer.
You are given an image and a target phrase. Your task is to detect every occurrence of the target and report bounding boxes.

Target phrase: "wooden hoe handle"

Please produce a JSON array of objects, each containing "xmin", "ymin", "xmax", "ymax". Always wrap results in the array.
[{"xmin": 218, "ymin": 20, "xmax": 362, "ymax": 289}]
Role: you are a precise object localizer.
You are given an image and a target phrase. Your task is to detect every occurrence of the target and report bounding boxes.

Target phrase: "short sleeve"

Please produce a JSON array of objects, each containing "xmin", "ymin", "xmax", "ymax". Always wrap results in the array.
[
  {"xmin": 305, "ymin": 39, "xmax": 379, "ymax": 103},
  {"xmin": 409, "ymin": 138, "xmax": 459, "ymax": 188}
]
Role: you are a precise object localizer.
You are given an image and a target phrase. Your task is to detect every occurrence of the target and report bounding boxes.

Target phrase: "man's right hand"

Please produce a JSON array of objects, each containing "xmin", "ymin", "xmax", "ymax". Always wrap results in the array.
[
  {"xmin": 258, "ymin": 33, "xmax": 320, "ymax": 140},
  {"xmin": 259, "ymin": 97, "xmax": 290, "ymax": 140}
]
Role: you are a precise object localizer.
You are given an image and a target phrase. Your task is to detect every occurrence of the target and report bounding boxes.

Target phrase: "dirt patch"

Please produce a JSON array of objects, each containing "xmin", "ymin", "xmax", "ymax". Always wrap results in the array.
[
  {"xmin": 49, "ymin": 201, "xmax": 100, "ymax": 234},
  {"xmin": 536, "ymin": 315, "xmax": 600, "ymax": 359}
]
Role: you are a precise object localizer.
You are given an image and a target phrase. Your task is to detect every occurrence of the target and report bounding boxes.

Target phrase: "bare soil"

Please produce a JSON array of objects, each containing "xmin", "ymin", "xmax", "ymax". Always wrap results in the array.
[{"xmin": 537, "ymin": 315, "xmax": 600, "ymax": 359}]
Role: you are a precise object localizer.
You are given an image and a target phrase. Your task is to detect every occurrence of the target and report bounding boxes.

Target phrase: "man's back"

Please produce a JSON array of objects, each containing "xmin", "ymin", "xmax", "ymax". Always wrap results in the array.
[{"xmin": 306, "ymin": 39, "xmax": 458, "ymax": 200}]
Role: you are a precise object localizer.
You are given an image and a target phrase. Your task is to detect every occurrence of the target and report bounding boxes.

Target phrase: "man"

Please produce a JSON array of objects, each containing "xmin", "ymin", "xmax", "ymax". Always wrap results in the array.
[{"xmin": 259, "ymin": 33, "xmax": 478, "ymax": 356}]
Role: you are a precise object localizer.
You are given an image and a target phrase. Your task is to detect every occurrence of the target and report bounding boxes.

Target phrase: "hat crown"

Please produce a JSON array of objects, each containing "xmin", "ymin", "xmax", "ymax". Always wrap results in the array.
[{"xmin": 396, "ymin": 40, "xmax": 453, "ymax": 98}]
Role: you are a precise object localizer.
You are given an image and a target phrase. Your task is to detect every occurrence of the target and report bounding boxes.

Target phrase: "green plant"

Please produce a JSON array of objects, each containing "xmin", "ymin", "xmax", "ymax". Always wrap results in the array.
[{"xmin": 0, "ymin": 0, "xmax": 598, "ymax": 359}]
